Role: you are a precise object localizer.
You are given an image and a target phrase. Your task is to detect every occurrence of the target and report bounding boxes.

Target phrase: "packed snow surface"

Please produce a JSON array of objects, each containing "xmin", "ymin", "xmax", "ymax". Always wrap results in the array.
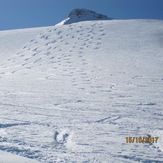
[{"xmin": 0, "ymin": 19, "xmax": 163, "ymax": 162}]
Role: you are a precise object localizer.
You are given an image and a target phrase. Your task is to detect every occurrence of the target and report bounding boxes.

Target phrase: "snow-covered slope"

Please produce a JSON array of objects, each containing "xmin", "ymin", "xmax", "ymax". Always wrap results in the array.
[
  {"xmin": 0, "ymin": 150, "xmax": 39, "ymax": 163},
  {"xmin": 0, "ymin": 16, "xmax": 163, "ymax": 162},
  {"xmin": 0, "ymin": 27, "xmax": 46, "ymax": 62}
]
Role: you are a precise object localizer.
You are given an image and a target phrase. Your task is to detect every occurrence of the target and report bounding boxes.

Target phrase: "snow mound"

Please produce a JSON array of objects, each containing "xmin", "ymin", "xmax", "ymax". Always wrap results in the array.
[{"xmin": 61, "ymin": 8, "xmax": 111, "ymax": 25}]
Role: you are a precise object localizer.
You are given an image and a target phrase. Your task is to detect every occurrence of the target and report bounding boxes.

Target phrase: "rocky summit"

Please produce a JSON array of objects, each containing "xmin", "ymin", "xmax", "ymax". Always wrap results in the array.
[{"xmin": 62, "ymin": 8, "xmax": 111, "ymax": 24}]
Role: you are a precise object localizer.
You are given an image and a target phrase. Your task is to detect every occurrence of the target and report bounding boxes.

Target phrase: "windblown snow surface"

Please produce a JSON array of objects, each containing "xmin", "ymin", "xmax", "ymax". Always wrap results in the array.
[{"xmin": 0, "ymin": 19, "xmax": 163, "ymax": 162}]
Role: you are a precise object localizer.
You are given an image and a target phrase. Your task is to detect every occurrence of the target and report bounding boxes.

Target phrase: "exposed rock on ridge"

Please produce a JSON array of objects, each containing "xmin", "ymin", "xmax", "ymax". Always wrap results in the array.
[{"xmin": 62, "ymin": 8, "xmax": 112, "ymax": 24}]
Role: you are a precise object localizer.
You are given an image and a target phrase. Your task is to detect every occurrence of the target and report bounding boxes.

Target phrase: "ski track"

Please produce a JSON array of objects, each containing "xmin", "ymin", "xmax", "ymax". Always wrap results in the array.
[{"xmin": 0, "ymin": 20, "xmax": 163, "ymax": 162}]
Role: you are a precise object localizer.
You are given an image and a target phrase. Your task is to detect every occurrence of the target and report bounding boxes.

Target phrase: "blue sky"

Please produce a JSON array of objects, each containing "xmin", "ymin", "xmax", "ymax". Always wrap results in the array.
[{"xmin": 0, "ymin": 0, "xmax": 163, "ymax": 30}]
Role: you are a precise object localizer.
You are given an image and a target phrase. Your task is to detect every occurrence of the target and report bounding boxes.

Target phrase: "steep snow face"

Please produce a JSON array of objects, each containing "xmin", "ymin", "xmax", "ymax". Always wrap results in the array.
[
  {"xmin": 0, "ymin": 19, "xmax": 163, "ymax": 162},
  {"xmin": 61, "ymin": 8, "xmax": 111, "ymax": 24}
]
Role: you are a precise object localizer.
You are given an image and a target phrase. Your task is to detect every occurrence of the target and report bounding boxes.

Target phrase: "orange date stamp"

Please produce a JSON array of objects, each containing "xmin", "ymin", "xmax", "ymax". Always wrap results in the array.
[{"xmin": 126, "ymin": 137, "xmax": 159, "ymax": 143}]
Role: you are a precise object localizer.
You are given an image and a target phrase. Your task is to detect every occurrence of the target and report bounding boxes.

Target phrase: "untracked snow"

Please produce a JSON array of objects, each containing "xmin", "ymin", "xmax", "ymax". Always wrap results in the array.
[
  {"xmin": 0, "ymin": 17, "xmax": 163, "ymax": 162},
  {"xmin": 0, "ymin": 150, "xmax": 39, "ymax": 163}
]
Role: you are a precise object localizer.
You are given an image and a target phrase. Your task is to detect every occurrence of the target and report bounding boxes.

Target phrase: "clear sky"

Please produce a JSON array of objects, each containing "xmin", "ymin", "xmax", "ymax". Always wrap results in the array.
[{"xmin": 0, "ymin": 0, "xmax": 163, "ymax": 30}]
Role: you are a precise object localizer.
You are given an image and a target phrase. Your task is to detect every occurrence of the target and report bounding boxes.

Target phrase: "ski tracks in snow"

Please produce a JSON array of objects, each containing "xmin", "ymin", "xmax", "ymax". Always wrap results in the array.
[{"xmin": 0, "ymin": 20, "xmax": 163, "ymax": 162}]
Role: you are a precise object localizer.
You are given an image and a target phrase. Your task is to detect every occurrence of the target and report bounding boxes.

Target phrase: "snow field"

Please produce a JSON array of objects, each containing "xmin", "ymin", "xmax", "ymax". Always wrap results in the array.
[{"xmin": 0, "ymin": 19, "xmax": 163, "ymax": 162}]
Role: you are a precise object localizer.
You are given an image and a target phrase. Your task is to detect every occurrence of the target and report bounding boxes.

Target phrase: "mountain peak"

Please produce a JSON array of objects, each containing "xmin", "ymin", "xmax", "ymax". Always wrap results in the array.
[{"xmin": 61, "ymin": 8, "xmax": 111, "ymax": 25}]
